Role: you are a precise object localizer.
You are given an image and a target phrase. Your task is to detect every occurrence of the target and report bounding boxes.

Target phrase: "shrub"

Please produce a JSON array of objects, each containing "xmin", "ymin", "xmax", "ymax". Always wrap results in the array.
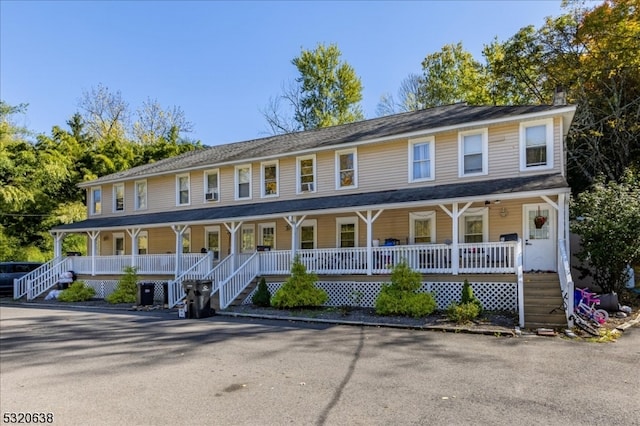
[
  {"xmin": 106, "ymin": 266, "xmax": 139, "ymax": 304},
  {"xmin": 374, "ymin": 261, "xmax": 436, "ymax": 318},
  {"xmin": 272, "ymin": 255, "xmax": 328, "ymax": 309},
  {"xmin": 446, "ymin": 302, "xmax": 481, "ymax": 324},
  {"xmin": 461, "ymin": 280, "xmax": 482, "ymax": 313},
  {"xmin": 58, "ymin": 281, "xmax": 95, "ymax": 302},
  {"xmin": 252, "ymin": 277, "xmax": 271, "ymax": 307}
]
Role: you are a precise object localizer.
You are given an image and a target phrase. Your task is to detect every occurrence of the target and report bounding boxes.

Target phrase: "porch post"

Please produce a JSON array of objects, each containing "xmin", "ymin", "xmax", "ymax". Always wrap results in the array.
[
  {"xmin": 87, "ymin": 231, "xmax": 100, "ymax": 276},
  {"xmin": 452, "ymin": 203, "xmax": 459, "ymax": 275},
  {"xmin": 127, "ymin": 228, "xmax": 141, "ymax": 269},
  {"xmin": 223, "ymin": 221, "xmax": 243, "ymax": 267},
  {"xmin": 284, "ymin": 215, "xmax": 307, "ymax": 261},
  {"xmin": 50, "ymin": 231, "xmax": 66, "ymax": 259},
  {"xmin": 356, "ymin": 209, "xmax": 384, "ymax": 275},
  {"xmin": 171, "ymin": 225, "xmax": 188, "ymax": 276}
]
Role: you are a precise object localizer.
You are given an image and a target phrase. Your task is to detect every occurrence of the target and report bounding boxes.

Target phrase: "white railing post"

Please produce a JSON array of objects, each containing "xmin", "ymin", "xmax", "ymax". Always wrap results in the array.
[{"xmin": 516, "ymin": 239, "xmax": 525, "ymax": 328}]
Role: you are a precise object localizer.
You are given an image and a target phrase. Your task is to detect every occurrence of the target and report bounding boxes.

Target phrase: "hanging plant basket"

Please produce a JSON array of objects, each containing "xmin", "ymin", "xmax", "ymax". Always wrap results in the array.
[{"xmin": 533, "ymin": 206, "xmax": 547, "ymax": 229}]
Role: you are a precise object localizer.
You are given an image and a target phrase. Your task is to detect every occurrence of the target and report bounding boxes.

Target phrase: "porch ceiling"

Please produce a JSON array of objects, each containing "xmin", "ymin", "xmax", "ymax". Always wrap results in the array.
[{"xmin": 53, "ymin": 173, "xmax": 569, "ymax": 232}]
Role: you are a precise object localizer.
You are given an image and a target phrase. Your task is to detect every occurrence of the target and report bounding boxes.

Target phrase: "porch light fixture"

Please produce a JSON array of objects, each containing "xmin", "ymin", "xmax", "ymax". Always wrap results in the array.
[{"xmin": 285, "ymin": 224, "xmax": 291, "ymax": 231}]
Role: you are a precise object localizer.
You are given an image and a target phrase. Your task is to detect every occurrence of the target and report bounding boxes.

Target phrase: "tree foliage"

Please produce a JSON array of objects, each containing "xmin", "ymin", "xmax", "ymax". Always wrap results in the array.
[
  {"xmin": 263, "ymin": 43, "xmax": 364, "ymax": 134},
  {"xmin": 571, "ymin": 169, "xmax": 640, "ymax": 294}
]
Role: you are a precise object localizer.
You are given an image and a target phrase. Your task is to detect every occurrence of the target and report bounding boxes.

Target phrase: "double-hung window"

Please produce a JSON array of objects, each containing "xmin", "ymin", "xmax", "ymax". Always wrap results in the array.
[
  {"xmin": 204, "ymin": 170, "xmax": 219, "ymax": 202},
  {"xmin": 259, "ymin": 223, "xmax": 276, "ymax": 249},
  {"xmin": 205, "ymin": 226, "xmax": 220, "ymax": 260},
  {"xmin": 409, "ymin": 137, "xmax": 435, "ymax": 182},
  {"xmin": 297, "ymin": 155, "xmax": 316, "ymax": 193},
  {"xmin": 176, "ymin": 174, "xmax": 190, "ymax": 206},
  {"xmin": 113, "ymin": 183, "xmax": 124, "ymax": 212},
  {"xmin": 300, "ymin": 219, "xmax": 317, "ymax": 250},
  {"xmin": 459, "ymin": 208, "xmax": 488, "ymax": 243},
  {"xmin": 182, "ymin": 228, "xmax": 191, "ymax": 253},
  {"xmin": 409, "ymin": 212, "xmax": 436, "ymax": 244},
  {"xmin": 335, "ymin": 149, "xmax": 357, "ymax": 189},
  {"xmin": 520, "ymin": 118, "xmax": 553, "ymax": 170},
  {"xmin": 459, "ymin": 129, "xmax": 488, "ymax": 176},
  {"xmin": 241, "ymin": 224, "xmax": 255, "ymax": 253},
  {"xmin": 336, "ymin": 217, "xmax": 358, "ymax": 248},
  {"xmin": 90, "ymin": 187, "xmax": 102, "ymax": 215},
  {"xmin": 135, "ymin": 180, "xmax": 147, "ymax": 210},
  {"xmin": 261, "ymin": 161, "xmax": 278, "ymax": 197},
  {"xmin": 137, "ymin": 231, "xmax": 148, "ymax": 255},
  {"xmin": 235, "ymin": 165, "xmax": 252, "ymax": 200}
]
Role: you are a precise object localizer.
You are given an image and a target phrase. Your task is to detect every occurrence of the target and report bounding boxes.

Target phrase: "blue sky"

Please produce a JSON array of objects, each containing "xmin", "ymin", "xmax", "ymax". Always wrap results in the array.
[{"xmin": 1, "ymin": 1, "xmax": 566, "ymax": 146}]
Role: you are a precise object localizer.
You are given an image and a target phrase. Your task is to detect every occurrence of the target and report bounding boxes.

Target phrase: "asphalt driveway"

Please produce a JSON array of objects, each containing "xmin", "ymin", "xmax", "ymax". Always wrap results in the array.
[{"xmin": 1, "ymin": 305, "xmax": 638, "ymax": 426}]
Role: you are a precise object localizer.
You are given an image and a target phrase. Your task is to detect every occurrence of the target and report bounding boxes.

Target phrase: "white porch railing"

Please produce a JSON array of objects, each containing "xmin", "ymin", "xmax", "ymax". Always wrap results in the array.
[
  {"xmin": 219, "ymin": 253, "xmax": 260, "ymax": 309},
  {"xmin": 66, "ymin": 253, "xmax": 208, "ymax": 275},
  {"xmin": 558, "ymin": 239, "xmax": 574, "ymax": 328},
  {"xmin": 14, "ymin": 257, "xmax": 71, "ymax": 300},
  {"xmin": 167, "ymin": 252, "xmax": 214, "ymax": 308},
  {"xmin": 458, "ymin": 242, "xmax": 518, "ymax": 273}
]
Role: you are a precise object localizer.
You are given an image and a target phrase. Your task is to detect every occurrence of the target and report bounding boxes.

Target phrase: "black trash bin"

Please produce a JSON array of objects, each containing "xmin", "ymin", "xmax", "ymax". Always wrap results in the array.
[
  {"xmin": 139, "ymin": 282, "xmax": 155, "ymax": 306},
  {"xmin": 182, "ymin": 280, "xmax": 214, "ymax": 319}
]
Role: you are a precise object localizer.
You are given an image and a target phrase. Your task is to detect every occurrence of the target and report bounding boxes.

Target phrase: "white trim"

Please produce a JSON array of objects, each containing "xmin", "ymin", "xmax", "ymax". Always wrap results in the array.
[
  {"xmin": 408, "ymin": 136, "xmax": 435, "ymax": 182},
  {"xmin": 260, "ymin": 160, "xmax": 279, "ymax": 198},
  {"xmin": 409, "ymin": 211, "xmax": 436, "ymax": 244},
  {"xmin": 90, "ymin": 186, "xmax": 102, "ymax": 216},
  {"xmin": 336, "ymin": 216, "xmax": 359, "ymax": 248},
  {"xmin": 134, "ymin": 180, "xmax": 147, "ymax": 211},
  {"xmin": 112, "ymin": 183, "xmax": 125, "ymax": 213},
  {"xmin": 520, "ymin": 118, "xmax": 554, "ymax": 172},
  {"xmin": 235, "ymin": 164, "xmax": 252, "ymax": 200},
  {"xmin": 335, "ymin": 148, "xmax": 358, "ymax": 190},
  {"xmin": 176, "ymin": 173, "xmax": 191, "ymax": 206},
  {"xmin": 458, "ymin": 128, "xmax": 488, "ymax": 177},
  {"xmin": 296, "ymin": 154, "xmax": 317, "ymax": 194},
  {"xmin": 203, "ymin": 169, "xmax": 220, "ymax": 203}
]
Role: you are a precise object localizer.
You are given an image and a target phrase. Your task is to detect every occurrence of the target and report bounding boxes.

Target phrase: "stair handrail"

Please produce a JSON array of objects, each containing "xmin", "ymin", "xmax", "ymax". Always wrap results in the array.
[
  {"xmin": 218, "ymin": 252, "xmax": 260, "ymax": 309},
  {"xmin": 167, "ymin": 251, "xmax": 213, "ymax": 308},
  {"xmin": 13, "ymin": 257, "xmax": 70, "ymax": 300},
  {"xmin": 558, "ymin": 239, "xmax": 575, "ymax": 327}
]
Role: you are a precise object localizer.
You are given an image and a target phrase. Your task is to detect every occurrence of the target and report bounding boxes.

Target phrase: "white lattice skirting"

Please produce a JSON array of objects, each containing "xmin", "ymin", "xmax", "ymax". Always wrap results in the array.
[{"xmin": 241, "ymin": 281, "xmax": 518, "ymax": 311}]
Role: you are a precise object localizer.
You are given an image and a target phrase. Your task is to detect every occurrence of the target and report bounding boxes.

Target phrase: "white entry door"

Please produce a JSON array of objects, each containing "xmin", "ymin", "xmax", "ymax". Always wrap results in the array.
[{"xmin": 523, "ymin": 203, "xmax": 556, "ymax": 272}]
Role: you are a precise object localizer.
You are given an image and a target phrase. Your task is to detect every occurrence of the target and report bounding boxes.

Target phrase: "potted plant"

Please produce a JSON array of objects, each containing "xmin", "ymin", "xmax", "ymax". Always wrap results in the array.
[{"xmin": 533, "ymin": 206, "xmax": 547, "ymax": 229}]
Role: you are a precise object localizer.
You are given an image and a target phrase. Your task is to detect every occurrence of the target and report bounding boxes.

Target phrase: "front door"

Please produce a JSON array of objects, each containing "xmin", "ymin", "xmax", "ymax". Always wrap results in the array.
[{"xmin": 523, "ymin": 203, "xmax": 556, "ymax": 271}]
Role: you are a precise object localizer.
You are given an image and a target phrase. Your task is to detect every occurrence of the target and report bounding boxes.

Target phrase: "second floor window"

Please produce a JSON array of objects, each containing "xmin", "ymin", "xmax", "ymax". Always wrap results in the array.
[
  {"xmin": 90, "ymin": 187, "xmax": 101, "ymax": 215},
  {"xmin": 520, "ymin": 118, "xmax": 553, "ymax": 170},
  {"xmin": 261, "ymin": 161, "xmax": 278, "ymax": 197},
  {"xmin": 235, "ymin": 165, "xmax": 251, "ymax": 199},
  {"xmin": 336, "ymin": 149, "xmax": 357, "ymax": 189},
  {"xmin": 176, "ymin": 174, "xmax": 190, "ymax": 205},
  {"xmin": 113, "ymin": 183, "xmax": 124, "ymax": 212},
  {"xmin": 135, "ymin": 180, "xmax": 147, "ymax": 210},
  {"xmin": 204, "ymin": 170, "xmax": 219, "ymax": 202},
  {"xmin": 459, "ymin": 129, "xmax": 487, "ymax": 176},
  {"xmin": 297, "ymin": 155, "xmax": 316, "ymax": 193},
  {"xmin": 410, "ymin": 137, "xmax": 435, "ymax": 182}
]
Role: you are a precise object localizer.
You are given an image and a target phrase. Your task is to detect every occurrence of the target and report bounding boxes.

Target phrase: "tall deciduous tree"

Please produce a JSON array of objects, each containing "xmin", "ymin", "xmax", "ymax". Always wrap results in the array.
[{"xmin": 263, "ymin": 43, "xmax": 364, "ymax": 133}]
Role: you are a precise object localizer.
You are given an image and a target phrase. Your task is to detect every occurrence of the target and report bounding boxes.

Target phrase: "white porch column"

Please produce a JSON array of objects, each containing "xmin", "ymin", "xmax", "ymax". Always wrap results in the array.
[
  {"xmin": 356, "ymin": 209, "xmax": 384, "ymax": 275},
  {"xmin": 284, "ymin": 215, "xmax": 307, "ymax": 260},
  {"xmin": 127, "ymin": 227, "xmax": 141, "ymax": 268},
  {"xmin": 439, "ymin": 202, "xmax": 472, "ymax": 275},
  {"xmin": 87, "ymin": 231, "xmax": 100, "ymax": 276},
  {"xmin": 223, "ymin": 221, "xmax": 243, "ymax": 268},
  {"xmin": 50, "ymin": 232, "xmax": 66, "ymax": 259},
  {"xmin": 171, "ymin": 225, "xmax": 188, "ymax": 276}
]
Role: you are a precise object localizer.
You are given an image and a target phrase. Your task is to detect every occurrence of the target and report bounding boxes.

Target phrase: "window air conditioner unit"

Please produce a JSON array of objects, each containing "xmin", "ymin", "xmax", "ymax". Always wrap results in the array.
[
  {"xmin": 301, "ymin": 182, "xmax": 314, "ymax": 192},
  {"xmin": 205, "ymin": 191, "xmax": 218, "ymax": 201}
]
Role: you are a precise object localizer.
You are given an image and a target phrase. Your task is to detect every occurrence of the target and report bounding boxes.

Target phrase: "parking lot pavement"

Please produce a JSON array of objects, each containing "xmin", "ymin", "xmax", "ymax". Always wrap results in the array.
[{"xmin": 1, "ymin": 305, "xmax": 639, "ymax": 426}]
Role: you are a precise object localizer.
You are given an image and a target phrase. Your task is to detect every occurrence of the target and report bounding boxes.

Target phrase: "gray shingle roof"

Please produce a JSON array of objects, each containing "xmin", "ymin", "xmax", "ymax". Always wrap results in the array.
[
  {"xmin": 56, "ymin": 173, "xmax": 568, "ymax": 232},
  {"xmin": 83, "ymin": 103, "xmax": 574, "ymax": 186}
]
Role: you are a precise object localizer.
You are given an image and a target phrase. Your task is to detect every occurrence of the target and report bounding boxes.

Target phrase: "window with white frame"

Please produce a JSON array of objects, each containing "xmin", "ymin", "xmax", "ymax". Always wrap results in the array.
[
  {"xmin": 261, "ymin": 161, "xmax": 278, "ymax": 197},
  {"xmin": 459, "ymin": 129, "xmax": 488, "ymax": 176},
  {"xmin": 259, "ymin": 222, "xmax": 276, "ymax": 249},
  {"xmin": 336, "ymin": 217, "xmax": 358, "ymax": 248},
  {"xmin": 204, "ymin": 226, "xmax": 220, "ymax": 260},
  {"xmin": 520, "ymin": 118, "xmax": 553, "ymax": 170},
  {"xmin": 300, "ymin": 219, "xmax": 317, "ymax": 250},
  {"xmin": 113, "ymin": 183, "xmax": 124, "ymax": 212},
  {"xmin": 135, "ymin": 180, "xmax": 147, "ymax": 210},
  {"xmin": 176, "ymin": 174, "xmax": 190, "ymax": 205},
  {"xmin": 409, "ymin": 211, "xmax": 436, "ymax": 244},
  {"xmin": 335, "ymin": 149, "xmax": 357, "ymax": 189},
  {"xmin": 182, "ymin": 229, "xmax": 191, "ymax": 253},
  {"xmin": 113, "ymin": 233, "xmax": 125, "ymax": 255},
  {"xmin": 235, "ymin": 165, "xmax": 252, "ymax": 199},
  {"xmin": 204, "ymin": 170, "xmax": 219, "ymax": 202},
  {"xmin": 241, "ymin": 224, "xmax": 255, "ymax": 252},
  {"xmin": 90, "ymin": 187, "xmax": 102, "ymax": 215},
  {"xmin": 297, "ymin": 155, "xmax": 316, "ymax": 193},
  {"xmin": 409, "ymin": 137, "xmax": 435, "ymax": 182},
  {"xmin": 459, "ymin": 208, "xmax": 488, "ymax": 243},
  {"xmin": 137, "ymin": 231, "xmax": 148, "ymax": 255}
]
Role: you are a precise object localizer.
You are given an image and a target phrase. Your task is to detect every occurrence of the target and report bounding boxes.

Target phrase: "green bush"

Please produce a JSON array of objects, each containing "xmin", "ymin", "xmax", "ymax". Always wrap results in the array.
[
  {"xmin": 374, "ymin": 261, "xmax": 436, "ymax": 318},
  {"xmin": 58, "ymin": 281, "xmax": 95, "ymax": 302},
  {"xmin": 106, "ymin": 266, "xmax": 139, "ymax": 304},
  {"xmin": 461, "ymin": 280, "xmax": 482, "ymax": 313},
  {"xmin": 446, "ymin": 302, "xmax": 481, "ymax": 324},
  {"xmin": 252, "ymin": 277, "xmax": 271, "ymax": 307},
  {"xmin": 272, "ymin": 255, "xmax": 328, "ymax": 309}
]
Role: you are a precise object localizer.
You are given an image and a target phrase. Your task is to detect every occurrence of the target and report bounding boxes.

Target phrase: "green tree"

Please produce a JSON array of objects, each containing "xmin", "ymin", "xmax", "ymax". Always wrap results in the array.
[
  {"xmin": 571, "ymin": 170, "xmax": 640, "ymax": 294},
  {"xmin": 264, "ymin": 43, "xmax": 364, "ymax": 133}
]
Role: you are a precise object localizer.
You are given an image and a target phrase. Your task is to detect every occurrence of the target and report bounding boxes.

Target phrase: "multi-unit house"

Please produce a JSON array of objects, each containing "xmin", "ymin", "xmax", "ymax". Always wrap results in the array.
[{"xmin": 16, "ymin": 102, "xmax": 578, "ymax": 328}]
